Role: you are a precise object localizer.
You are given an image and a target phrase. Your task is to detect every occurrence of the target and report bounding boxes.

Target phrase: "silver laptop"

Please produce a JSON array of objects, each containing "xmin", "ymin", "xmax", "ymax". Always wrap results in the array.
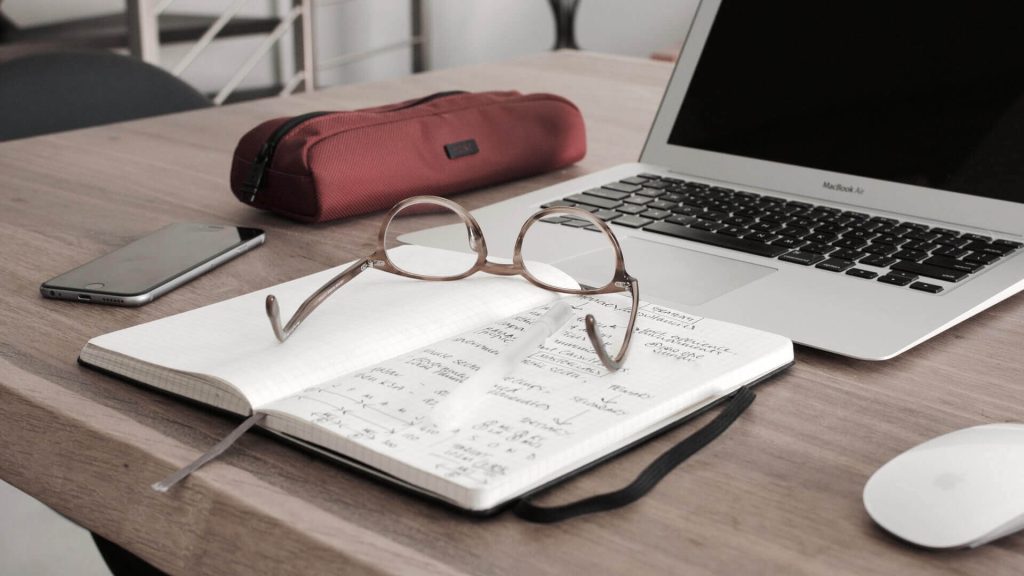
[{"xmin": 405, "ymin": 0, "xmax": 1024, "ymax": 360}]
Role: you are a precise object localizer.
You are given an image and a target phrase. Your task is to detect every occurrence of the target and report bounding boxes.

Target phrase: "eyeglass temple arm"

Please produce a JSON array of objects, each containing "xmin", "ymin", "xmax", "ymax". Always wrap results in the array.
[
  {"xmin": 266, "ymin": 257, "xmax": 372, "ymax": 342},
  {"xmin": 584, "ymin": 278, "xmax": 639, "ymax": 372}
]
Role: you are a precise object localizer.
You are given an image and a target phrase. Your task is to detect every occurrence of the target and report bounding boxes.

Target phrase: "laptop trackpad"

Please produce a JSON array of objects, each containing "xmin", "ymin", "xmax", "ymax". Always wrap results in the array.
[{"xmin": 557, "ymin": 237, "xmax": 777, "ymax": 306}]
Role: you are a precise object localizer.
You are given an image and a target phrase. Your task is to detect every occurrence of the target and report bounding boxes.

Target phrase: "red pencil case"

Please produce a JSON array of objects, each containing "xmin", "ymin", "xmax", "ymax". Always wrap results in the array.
[{"xmin": 229, "ymin": 90, "xmax": 586, "ymax": 223}]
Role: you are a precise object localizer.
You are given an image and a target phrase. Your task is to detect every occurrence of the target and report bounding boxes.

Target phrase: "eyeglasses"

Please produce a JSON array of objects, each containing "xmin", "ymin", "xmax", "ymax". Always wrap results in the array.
[{"xmin": 265, "ymin": 195, "xmax": 639, "ymax": 371}]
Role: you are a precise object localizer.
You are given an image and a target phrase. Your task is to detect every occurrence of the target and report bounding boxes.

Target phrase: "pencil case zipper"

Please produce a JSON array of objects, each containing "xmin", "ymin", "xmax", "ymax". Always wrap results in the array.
[{"xmin": 241, "ymin": 91, "xmax": 467, "ymax": 203}]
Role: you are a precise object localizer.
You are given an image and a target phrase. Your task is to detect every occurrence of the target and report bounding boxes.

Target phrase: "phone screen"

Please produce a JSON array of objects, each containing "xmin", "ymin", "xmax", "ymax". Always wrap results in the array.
[{"xmin": 43, "ymin": 223, "xmax": 264, "ymax": 297}]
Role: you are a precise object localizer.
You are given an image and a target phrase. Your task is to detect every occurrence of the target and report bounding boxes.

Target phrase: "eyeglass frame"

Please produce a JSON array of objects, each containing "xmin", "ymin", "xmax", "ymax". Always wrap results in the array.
[{"xmin": 265, "ymin": 195, "xmax": 639, "ymax": 371}]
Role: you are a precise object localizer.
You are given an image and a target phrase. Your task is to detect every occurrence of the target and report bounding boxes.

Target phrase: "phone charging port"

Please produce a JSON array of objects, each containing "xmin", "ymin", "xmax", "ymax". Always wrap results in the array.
[{"xmin": 78, "ymin": 294, "xmax": 92, "ymax": 301}]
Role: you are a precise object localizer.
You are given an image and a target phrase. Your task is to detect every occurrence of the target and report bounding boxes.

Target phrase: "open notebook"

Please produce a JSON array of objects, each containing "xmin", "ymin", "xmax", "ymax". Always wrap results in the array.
[{"xmin": 80, "ymin": 245, "xmax": 793, "ymax": 512}]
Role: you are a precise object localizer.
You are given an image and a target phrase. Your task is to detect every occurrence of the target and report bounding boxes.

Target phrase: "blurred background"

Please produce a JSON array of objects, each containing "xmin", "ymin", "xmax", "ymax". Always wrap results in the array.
[
  {"xmin": 1, "ymin": 0, "xmax": 695, "ymax": 103},
  {"xmin": 0, "ymin": 1, "xmax": 696, "ymax": 573}
]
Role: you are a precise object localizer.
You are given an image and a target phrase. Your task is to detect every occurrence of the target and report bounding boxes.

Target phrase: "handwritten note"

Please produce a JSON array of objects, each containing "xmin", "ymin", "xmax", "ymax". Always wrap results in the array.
[{"xmin": 262, "ymin": 296, "xmax": 790, "ymax": 509}]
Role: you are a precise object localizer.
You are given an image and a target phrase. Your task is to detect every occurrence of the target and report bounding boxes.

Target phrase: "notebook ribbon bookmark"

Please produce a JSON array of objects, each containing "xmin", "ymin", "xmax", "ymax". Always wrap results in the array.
[{"xmin": 152, "ymin": 412, "xmax": 266, "ymax": 493}]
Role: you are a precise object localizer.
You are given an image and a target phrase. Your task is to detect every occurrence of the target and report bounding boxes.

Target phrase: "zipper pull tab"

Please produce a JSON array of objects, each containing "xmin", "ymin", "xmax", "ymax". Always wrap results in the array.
[{"xmin": 244, "ymin": 143, "xmax": 271, "ymax": 203}]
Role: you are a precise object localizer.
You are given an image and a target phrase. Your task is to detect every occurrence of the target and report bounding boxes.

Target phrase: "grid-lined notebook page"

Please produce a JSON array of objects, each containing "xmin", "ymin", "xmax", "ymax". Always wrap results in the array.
[
  {"xmin": 81, "ymin": 245, "xmax": 568, "ymax": 410},
  {"xmin": 263, "ymin": 297, "xmax": 793, "ymax": 510}
]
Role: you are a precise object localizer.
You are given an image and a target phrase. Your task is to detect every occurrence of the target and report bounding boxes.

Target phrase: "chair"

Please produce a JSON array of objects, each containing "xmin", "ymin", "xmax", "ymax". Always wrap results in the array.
[{"xmin": 0, "ymin": 50, "xmax": 210, "ymax": 142}]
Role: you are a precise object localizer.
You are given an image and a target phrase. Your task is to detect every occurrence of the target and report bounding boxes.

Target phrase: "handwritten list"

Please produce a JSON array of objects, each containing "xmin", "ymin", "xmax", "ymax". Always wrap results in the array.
[{"xmin": 263, "ymin": 296, "xmax": 790, "ymax": 509}]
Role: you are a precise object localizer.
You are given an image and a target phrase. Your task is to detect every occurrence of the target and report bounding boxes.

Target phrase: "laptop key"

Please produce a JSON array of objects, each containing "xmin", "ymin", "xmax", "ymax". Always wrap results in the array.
[
  {"xmin": 592, "ymin": 209, "xmax": 622, "ymax": 221},
  {"xmin": 846, "ymin": 268, "xmax": 879, "ymax": 279},
  {"xmin": 891, "ymin": 261, "xmax": 967, "ymax": 283},
  {"xmin": 666, "ymin": 214, "xmax": 698, "ymax": 226},
  {"xmin": 964, "ymin": 251, "xmax": 1001, "ymax": 264},
  {"xmin": 566, "ymin": 193, "xmax": 622, "ymax": 210},
  {"xmin": 801, "ymin": 242, "xmax": 835, "ymax": 255},
  {"xmin": 900, "ymin": 240, "xmax": 938, "ymax": 252},
  {"xmin": 806, "ymin": 232, "xmax": 839, "ymax": 244},
  {"xmin": 722, "ymin": 215, "xmax": 756, "ymax": 226},
  {"xmin": 623, "ymin": 195, "xmax": 653, "ymax": 206},
  {"xmin": 993, "ymin": 239, "xmax": 1023, "ymax": 250},
  {"xmin": 671, "ymin": 205, "xmax": 703, "ymax": 217},
  {"xmin": 962, "ymin": 233, "xmax": 992, "ymax": 242},
  {"xmin": 636, "ymin": 187, "xmax": 668, "ymax": 198},
  {"xmin": 815, "ymin": 258, "xmax": 855, "ymax": 272},
  {"xmin": 542, "ymin": 200, "xmax": 576, "ymax": 209},
  {"xmin": 751, "ymin": 221, "xmax": 785, "ymax": 233},
  {"xmin": 843, "ymin": 229, "xmax": 878, "ymax": 241},
  {"xmin": 860, "ymin": 254, "xmax": 898, "ymax": 268},
  {"xmin": 833, "ymin": 237, "xmax": 869, "ymax": 250},
  {"xmin": 901, "ymin": 230, "xmax": 939, "ymax": 242},
  {"xmin": 603, "ymin": 182, "xmax": 643, "ymax": 194},
  {"xmin": 872, "ymin": 234, "xmax": 906, "ymax": 246},
  {"xmin": 584, "ymin": 188, "xmax": 631, "ymax": 201},
  {"xmin": 877, "ymin": 274, "xmax": 915, "ymax": 287},
  {"xmin": 619, "ymin": 177, "xmax": 647, "ymax": 185},
  {"xmin": 644, "ymin": 221, "xmax": 790, "ymax": 257},
  {"xmin": 641, "ymin": 209, "xmax": 672, "ymax": 220},
  {"xmin": 719, "ymin": 225, "xmax": 747, "ymax": 237},
  {"xmin": 744, "ymin": 231, "xmax": 780, "ymax": 244},
  {"xmin": 779, "ymin": 251, "xmax": 826, "ymax": 266},
  {"xmin": 691, "ymin": 219, "xmax": 726, "ymax": 232},
  {"xmin": 616, "ymin": 204, "xmax": 647, "ymax": 216},
  {"xmin": 978, "ymin": 241, "xmax": 1018, "ymax": 255},
  {"xmin": 923, "ymin": 255, "xmax": 983, "ymax": 273},
  {"xmin": 771, "ymin": 237, "xmax": 807, "ymax": 249},
  {"xmin": 643, "ymin": 181, "xmax": 670, "ymax": 190},
  {"xmin": 778, "ymin": 226, "xmax": 812, "ymax": 238},
  {"xmin": 892, "ymin": 248, "xmax": 928, "ymax": 262},
  {"xmin": 541, "ymin": 216, "xmax": 570, "ymax": 224},
  {"xmin": 610, "ymin": 215, "xmax": 653, "ymax": 228},
  {"xmin": 647, "ymin": 200, "xmax": 677, "ymax": 210},
  {"xmin": 909, "ymin": 281, "xmax": 944, "ymax": 293},
  {"xmin": 931, "ymin": 234, "xmax": 965, "ymax": 248},
  {"xmin": 864, "ymin": 243, "xmax": 898, "ymax": 256},
  {"xmin": 932, "ymin": 245, "xmax": 968, "ymax": 259},
  {"xmin": 933, "ymin": 235, "xmax": 970, "ymax": 247},
  {"xmin": 849, "ymin": 220, "xmax": 883, "ymax": 232},
  {"xmin": 637, "ymin": 173, "xmax": 662, "ymax": 180},
  {"xmin": 830, "ymin": 249, "xmax": 864, "ymax": 261},
  {"xmin": 561, "ymin": 218, "xmax": 592, "ymax": 228}
]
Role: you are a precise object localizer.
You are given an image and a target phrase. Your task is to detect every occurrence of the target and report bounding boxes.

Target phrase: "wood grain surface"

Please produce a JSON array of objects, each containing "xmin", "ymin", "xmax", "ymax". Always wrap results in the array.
[{"xmin": 1, "ymin": 51, "xmax": 1023, "ymax": 575}]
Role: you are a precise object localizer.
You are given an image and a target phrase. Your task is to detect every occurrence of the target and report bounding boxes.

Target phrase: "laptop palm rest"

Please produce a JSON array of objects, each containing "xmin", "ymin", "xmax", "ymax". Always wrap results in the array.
[{"xmin": 591, "ymin": 237, "xmax": 777, "ymax": 306}]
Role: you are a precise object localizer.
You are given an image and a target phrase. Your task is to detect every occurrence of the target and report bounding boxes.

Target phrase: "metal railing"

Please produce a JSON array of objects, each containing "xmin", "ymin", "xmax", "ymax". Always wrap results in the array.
[{"xmin": 125, "ymin": 0, "xmax": 425, "ymax": 104}]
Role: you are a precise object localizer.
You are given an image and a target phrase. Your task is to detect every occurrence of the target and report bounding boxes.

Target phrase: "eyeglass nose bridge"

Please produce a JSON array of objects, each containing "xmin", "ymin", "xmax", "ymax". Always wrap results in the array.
[{"xmin": 479, "ymin": 259, "xmax": 526, "ymax": 276}]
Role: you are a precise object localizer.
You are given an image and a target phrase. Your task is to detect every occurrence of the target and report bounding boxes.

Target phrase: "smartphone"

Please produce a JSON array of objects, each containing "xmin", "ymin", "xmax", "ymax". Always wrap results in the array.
[{"xmin": 40, "ymin": 223, "xmax": 265, "ymax": 306}]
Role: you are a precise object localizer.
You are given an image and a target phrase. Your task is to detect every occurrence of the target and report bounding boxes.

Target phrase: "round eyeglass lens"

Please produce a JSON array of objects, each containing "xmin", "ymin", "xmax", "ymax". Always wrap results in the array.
[
  {"xmin": 519, "ymin": 211, "xmax": 617, "ymax": 292},
  {"xmin": 520, "ymin": 212, "xmax": 631, "ymax": 367},
  {"xmin": 384, "ymin": 200, "xmax": 479, "ymax": 278}
]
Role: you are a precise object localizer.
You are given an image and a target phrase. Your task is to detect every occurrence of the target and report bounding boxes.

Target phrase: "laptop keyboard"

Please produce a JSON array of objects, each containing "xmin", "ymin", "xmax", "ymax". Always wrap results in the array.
[{"xmin": 541, "ymin": 173, "xmax": 1022, "ymax": 294}]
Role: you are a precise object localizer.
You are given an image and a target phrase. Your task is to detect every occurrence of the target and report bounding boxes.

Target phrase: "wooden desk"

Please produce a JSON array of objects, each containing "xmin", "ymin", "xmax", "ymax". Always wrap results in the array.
[{"xmin": 1, "ymin": 51, "xmax": 1022, "ymax": 575}]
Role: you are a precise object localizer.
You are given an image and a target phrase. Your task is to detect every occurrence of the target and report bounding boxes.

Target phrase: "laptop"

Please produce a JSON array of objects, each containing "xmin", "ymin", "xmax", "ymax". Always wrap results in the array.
[{"xmin": 404, "ymin": 0, "xmax": 1024, "ymax": 360}]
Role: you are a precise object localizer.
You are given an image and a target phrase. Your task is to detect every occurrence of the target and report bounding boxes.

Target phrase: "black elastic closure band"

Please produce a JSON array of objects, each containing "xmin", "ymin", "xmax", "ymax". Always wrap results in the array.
[{"xmin": 513, "ymin": 386, "xmax": 756, "ymax": 523}]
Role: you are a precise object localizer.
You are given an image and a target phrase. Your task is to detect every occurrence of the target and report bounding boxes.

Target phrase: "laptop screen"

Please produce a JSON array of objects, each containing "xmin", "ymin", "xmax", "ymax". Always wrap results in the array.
[{"xmin": 668, "ymin": 1, "xmax": 1024, "ymax": 205}]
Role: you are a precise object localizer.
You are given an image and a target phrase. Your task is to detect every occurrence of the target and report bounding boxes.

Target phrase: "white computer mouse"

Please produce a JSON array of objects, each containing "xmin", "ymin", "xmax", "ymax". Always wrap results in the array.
[{"xmin": 863, "ymin": 423, "xmax": 1024, "ymax": 549}]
